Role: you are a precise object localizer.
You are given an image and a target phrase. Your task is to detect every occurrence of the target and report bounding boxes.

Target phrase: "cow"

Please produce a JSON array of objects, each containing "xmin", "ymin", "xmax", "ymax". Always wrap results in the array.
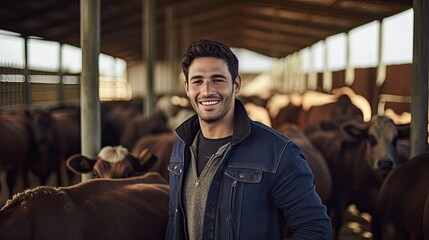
[
  {"xmin": 100, "ymin": 99, "xmax": 142, "ymax": 148},
  {"xmin": 306, "ymin": 115, "xmax": 410, "ymax": 239},
  {"xmin": 269, "ymin": 87, "xmax": 370, "ymax": 132},
  {"xmin": 119, "ymin": 110, "xmax": 173, "ymax": 151},
  {"xmin": 131, "ymin": 132, "xmax": 178, "ymax": 182},
  {"xmin": 299, "ymin": 94, "xmax": 364, "ymax": 131},
  {"xmin": 276, "ymin": 123, "xmax": 332, "ymax": 203},
  {"xmin": 0, "ymin": 172, "xmax": 169, "ymax": 240},
  {"xmin": 374, "ymin": 152, "xmax": 429, "ymax": 240},
  {"xmin": 30, "ymin": 107, "xmax": 81, "ymax": 186},
  {"xmin": 0, "ymin": 111, "xmax": 34, "ymax": 198},
  {"xmin": 66, "ymin": 145, "xmax": 158, "ymax": 179}
]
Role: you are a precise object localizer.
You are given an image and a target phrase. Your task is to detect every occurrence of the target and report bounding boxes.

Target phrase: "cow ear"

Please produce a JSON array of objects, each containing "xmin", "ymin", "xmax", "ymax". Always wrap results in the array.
[
  {"xmin": 341, "ymin": 121, "xmax": 367, "ymax": 140},
  {"xmin": 396, "ymin": 123, "xmax": 410, "ymax": 139},
  {"xmin": 66, "ymin": 154, "xmax": 96, "ymax": 174},
  {"xmin": 138, "ymin": 148, "xmax": 158, "ymax": 171}
]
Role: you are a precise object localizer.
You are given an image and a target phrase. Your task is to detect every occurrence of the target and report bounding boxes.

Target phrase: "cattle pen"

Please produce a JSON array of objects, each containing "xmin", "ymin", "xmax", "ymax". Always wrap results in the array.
[{"xmin": 0, "ymin": 1, "xmax": 428, "ymax": 240}]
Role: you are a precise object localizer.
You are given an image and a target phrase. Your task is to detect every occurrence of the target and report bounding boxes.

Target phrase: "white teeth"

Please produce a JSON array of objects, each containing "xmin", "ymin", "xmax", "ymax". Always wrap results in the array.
[{"xmin": 201, "ymin": 101, "xmax": 218, "ymax": 106}]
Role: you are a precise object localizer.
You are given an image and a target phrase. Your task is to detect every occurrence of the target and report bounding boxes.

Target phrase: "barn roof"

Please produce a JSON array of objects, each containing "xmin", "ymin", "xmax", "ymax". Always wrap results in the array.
[{"xmin": 0, "ymin": 0, "xmax": 413, "ymax": 66}]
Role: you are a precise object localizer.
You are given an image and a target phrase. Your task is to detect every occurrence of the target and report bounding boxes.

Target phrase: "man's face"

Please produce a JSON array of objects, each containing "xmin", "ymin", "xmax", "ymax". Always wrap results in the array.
[{"xmin": 184, "ymin": 57, "xmax": 240, "ymax": 124}]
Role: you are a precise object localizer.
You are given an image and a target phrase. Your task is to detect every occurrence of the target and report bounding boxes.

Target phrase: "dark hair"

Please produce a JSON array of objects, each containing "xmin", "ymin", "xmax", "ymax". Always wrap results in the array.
[{"xmin": 181, "ymin": 39, "xmax": 239, "ymax": 82}]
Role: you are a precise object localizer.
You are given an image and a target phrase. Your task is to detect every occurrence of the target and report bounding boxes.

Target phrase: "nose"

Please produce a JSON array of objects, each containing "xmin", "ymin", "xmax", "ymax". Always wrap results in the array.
[
  {"xmin": 377, "ymin": 159, "xmax": 394, "ymax": 170},
  {"xmin": 201, "ymin": 81, "xmax": 212, "ymax": 94}
]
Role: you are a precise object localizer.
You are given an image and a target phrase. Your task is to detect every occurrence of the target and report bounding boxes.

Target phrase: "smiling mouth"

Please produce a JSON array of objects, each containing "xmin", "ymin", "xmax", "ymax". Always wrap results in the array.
[{"xmin": 200, "ymin": 100, "xmax": 220, "ymax": 106}]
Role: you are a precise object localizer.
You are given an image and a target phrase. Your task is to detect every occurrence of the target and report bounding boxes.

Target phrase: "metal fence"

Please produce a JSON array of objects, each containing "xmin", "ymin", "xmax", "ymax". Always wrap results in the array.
[{"xmin": 0, "ymin": 67, "xmax": 80, "ymax": 111}]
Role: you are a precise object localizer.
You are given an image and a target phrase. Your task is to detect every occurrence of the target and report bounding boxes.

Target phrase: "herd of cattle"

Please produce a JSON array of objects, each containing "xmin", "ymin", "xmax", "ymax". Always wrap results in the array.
[{"xmin": 0, "ymin": 87, "xmax": 427, "ymax": 240}]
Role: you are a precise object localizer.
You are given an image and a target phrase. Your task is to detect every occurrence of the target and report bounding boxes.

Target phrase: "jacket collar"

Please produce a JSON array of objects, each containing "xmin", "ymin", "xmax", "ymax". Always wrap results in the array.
[{"xmin": 175, "ymin": 99, "xmax": 251, "ymax": 146}]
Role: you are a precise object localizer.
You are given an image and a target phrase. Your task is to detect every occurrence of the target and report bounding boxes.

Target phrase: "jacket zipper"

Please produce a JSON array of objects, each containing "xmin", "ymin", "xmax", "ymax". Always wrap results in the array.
[
  {"xmin": 228, "ymin": 179, "xmax": 237, "ymax": 240},
  {"xmin": 207, "ymin": 144, "xmax": 232, "ymax": 239}
]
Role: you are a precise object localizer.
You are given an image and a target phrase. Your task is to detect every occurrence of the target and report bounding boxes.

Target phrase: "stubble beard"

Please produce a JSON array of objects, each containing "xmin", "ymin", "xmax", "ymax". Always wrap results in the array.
[{"xmin": 194, "ymin": 95, "xmax": 233, "ymax": 125}]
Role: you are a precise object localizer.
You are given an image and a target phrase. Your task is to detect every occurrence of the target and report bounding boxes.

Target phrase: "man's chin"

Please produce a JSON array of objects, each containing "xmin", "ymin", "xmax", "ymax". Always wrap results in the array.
[{"xmin": 199, "ymin": 114, "xmax": 221, "ymax": 124}]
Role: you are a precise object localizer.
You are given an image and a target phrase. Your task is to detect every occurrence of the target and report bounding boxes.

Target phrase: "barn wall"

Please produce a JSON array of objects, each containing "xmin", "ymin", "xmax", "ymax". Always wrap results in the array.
[
  {"xmin": 384, "ymin": 64, "xmax": 412, "ymax": 95},
  {"xmin": 317, "ymin": 72, "xmax": 324, "ymax": 91},
  {"xmin": 382, "ymin": 63, "xmax": 412, "ymax": 113},
  {"xmin": 352, "ymin": 67, "xmax": 377, "ymax": 114},
  {"xmin": 332, "ymin": 70, "xmax": 346, "ymax": 89}
]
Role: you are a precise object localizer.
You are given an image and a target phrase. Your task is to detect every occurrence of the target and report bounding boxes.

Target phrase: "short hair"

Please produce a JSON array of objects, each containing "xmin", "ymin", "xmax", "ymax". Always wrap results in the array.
[{"xmin": 181, "ymin": 39, "xmax": 239, "ymax": 82}]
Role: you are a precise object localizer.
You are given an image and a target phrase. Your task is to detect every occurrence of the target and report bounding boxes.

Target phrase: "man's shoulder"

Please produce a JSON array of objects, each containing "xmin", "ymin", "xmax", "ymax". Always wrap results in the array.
[{"xmin": 249, "ymin": 120, "xmax": 291, "ymax": 144}]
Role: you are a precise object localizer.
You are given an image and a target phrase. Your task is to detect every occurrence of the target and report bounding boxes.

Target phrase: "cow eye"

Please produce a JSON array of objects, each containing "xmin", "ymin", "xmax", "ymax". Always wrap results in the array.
[
  {"xmin": 368, "ymin": 134, "xmax": 377, "ymax": 146},
  {"xmin": 392, "ymin": 138, "xmax": 397, "ymax": 146},
  {"xmin": 92, "ymin": 171, "xmax": 99, "ymax": 178},
  {"xmin": 124, "ymin": 171, "xmax": 133, "ymax": 178}
]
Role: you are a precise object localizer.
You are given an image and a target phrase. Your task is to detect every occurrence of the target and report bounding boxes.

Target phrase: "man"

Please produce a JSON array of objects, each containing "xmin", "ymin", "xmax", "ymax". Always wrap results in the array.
[{"xmin": 166, "ymin": 39, "xmax": 331, "ymax": 239}]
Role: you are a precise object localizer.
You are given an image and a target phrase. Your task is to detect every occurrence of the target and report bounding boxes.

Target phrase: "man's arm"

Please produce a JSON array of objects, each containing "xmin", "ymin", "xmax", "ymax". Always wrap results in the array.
[{"xmin": 272, "ymin": 142, "xmax": 332, "ymax": 239}]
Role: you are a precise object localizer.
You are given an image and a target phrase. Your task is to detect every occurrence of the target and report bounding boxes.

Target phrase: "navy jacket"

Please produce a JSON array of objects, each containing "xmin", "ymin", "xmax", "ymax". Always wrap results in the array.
[{"xmin": 166, "ymin": 99, "xmax": 331, "ymax": 240}]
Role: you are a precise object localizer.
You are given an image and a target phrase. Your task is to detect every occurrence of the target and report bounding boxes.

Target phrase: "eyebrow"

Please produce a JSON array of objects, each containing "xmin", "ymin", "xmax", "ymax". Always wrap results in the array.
[
  {"xmin": 210, "ymin": 74, "xmax": 227, "ymax": 79},
  {"xmin": 189, "ymin": 74, "xmax": 227, "ymax": 80}
]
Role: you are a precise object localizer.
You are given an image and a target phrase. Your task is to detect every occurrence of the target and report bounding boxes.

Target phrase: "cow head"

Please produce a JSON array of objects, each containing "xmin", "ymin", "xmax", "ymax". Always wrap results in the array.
[
  {"xmin": 66, "ymin": 145, "xmax": 158, "ymax": 178},
  {"xmin": 340, "ymin": 115, "xmax": 409, "ymax": 179}
]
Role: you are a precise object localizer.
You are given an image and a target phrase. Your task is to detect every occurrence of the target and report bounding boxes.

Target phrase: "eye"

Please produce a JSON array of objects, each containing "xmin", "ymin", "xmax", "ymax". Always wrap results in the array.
[
  {"xmin": 191, "ymin": 79, "xmax": 202, "ymax": 85},
  {"xmin": 368, "ymin": 134, "xmax": 377, "ymax": 146},
  {"xmin": 392, "ymin": 137, "xmax": 398, "ymax": 146},
  {"xmin": 124, "ymin": 171, "xmax": 133, "ymax": 178},
  {"xmin": 92, "ymin": 171, "xmax": 99, "ymax": 178}
]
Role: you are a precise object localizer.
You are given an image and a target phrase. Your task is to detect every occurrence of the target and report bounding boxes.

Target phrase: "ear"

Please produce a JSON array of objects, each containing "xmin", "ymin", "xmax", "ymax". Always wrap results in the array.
[
  {"xmin": 66, "ymin": 154, "xmax": 96, "ymax": 174},
  {"xmin": 396, "ymin": 123, "xmax": 410, "ymax": 139},
  {"xmin": 137, "ymin": 148, "xmax": 158, "ymax": 172},
  {"xmin": 234, "ymin": 76, "xmax": 241, "ymax": 94},
  {"xmin": 340, "ymin": 120, "xmax": 367, "ymax": 142},
  {"xmin": 184, "ymin": 80, "xmax": 190, "ymax": 97}
]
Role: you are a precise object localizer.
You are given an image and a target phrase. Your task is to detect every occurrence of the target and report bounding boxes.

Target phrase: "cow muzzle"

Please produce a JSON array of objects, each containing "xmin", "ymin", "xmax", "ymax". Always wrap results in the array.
[{"xmin": 377, "ymin": 159, "xmax": 394, "ymax": 170}]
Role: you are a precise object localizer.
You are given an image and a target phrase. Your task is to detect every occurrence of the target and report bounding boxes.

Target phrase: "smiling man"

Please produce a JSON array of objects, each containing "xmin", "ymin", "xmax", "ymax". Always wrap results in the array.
[{"xmin": 166, "ymin": 39, "xmax": 332, "ymax": 240}]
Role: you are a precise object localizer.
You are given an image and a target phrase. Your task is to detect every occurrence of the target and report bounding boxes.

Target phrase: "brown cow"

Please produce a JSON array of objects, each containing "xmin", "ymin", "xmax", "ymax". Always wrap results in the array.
[
  {"xmin": 0, "ymin": 111, "xmax": 34, "ymax": 197},
  {"xmin": 270, "ymin": 88, "xmax": 369, "ymax": 132},
  {"xmin": 306, "ymin": 115, "xmax": 409, "ymax": 239},
  {"xmin": 30, "ymin": 107, "xmax": 81, "ymax": 186},
  {"xmin": 276, "ymin": 123, "xmax": 332, "ymax": 203},
  {"xmin": 374, "ymin": 152, "xmax": 429, "ymax": 240},
  {"xmin": 100, "ymin": 100, "xmax": 141, "ymax": 148},
  {"xmin": 0, "ymin": 172, "xmax": 169, "ymax": 240},
  {"xmin": 299, "ymin": 94, "xmax": 363, "ymax": 131},
  {"xmin": 66, "ymin": 145, "xmax": 158, "ymax": 179},
  {"xmin": 131, "ymin": 132, "xmax": 178, "ymax": 182}
]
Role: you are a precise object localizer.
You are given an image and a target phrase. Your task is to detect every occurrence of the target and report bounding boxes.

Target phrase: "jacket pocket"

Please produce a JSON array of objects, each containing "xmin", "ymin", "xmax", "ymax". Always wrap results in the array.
[
  {"xmin": 225, "ymin": 167, "xmax": 262, "ymax": 183},
  {"xmin": 224, "ymin": 167, "xmax": 263, "ymax": 239}
]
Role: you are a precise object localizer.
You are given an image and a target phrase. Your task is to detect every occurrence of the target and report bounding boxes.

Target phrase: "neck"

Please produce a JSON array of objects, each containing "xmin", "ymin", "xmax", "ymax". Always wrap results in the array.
[
  {"xmin": 199, "ymin": 107, "xmax": 234, "ymax": 139},
  {"xmin": 200, "ymin": 120, "xmax": 233, "ymax": 139}
]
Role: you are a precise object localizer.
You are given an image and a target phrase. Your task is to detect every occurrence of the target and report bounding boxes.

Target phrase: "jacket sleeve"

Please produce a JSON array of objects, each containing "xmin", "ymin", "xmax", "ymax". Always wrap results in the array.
[
  {"xmin": 165, "ymin": 140, "xmax": 183, "ymax": 240},
  {"xmin": 272, "ymin": 141, "xmax": 332, "ymax": 240}
]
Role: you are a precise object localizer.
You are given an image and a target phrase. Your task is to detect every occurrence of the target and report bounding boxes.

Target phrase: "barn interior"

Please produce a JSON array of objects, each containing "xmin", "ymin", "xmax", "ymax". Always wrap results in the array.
[{"xmin": 1, "ymin": 1, "xmax": 428, "ymax": 239}]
